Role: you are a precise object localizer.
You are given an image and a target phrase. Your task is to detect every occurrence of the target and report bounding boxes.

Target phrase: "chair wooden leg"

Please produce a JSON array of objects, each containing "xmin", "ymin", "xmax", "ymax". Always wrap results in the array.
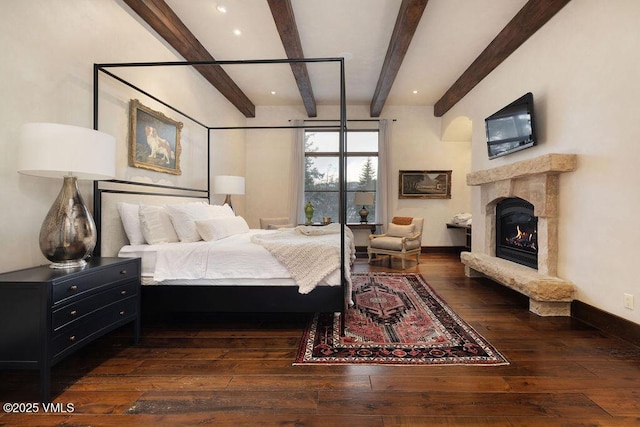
[{"xmin": 401, "ymin": 257, "xmax": 406, "ymax": 270}]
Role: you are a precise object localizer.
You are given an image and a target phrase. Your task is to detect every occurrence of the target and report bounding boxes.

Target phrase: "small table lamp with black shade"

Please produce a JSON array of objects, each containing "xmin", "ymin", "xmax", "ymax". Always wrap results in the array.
[{"xmin": 18, "ymin": 123, "xmax": 116, "ymax": 269}]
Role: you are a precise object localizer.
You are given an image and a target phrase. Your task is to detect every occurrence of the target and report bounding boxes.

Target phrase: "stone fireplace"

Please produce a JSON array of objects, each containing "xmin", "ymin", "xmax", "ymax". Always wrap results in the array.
[{"xmin": 461, "ymin": 154, "xmax": 577, "ymax": 316}]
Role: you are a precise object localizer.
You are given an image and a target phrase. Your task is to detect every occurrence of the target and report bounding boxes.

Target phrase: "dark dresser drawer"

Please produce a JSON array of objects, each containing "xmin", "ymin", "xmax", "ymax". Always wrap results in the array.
[
  {"xmin": 52, "ymin": 297, "xmax": 139, "ymax": 358},
  {"xmin": 0, "ymin": 257, "xmax": 141, "ymax": 402},
  {"xmin": 52, "ymin": 281, "xmax": 139, "ymax": 331},
  {"xmin": 52, "ymin": 259, "xmax": 139, "ymax": 305}
]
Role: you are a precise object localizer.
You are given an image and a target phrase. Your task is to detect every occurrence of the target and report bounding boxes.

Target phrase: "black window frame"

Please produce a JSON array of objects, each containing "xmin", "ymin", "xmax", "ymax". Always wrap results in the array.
[{"xmin": 303, "ymin": 128, "xmax": 379, "ymax": 224}]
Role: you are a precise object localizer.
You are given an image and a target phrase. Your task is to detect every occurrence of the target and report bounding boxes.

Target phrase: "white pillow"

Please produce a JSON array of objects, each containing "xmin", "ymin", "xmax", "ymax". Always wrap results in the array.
[
  {"xmin": 165, "ymin": 203, "xmax": 210, "ymax": 242},
  {"xmin": 195, "ymin": 216, "xmax": 250, "ymax": 241},
  {"xmin": 387, "ymin": 222, "xmax": 415, "ymax": 238},
  {"xmin": 166, "ymin": 203, "xmax": 235, "ymax": 242},
  {"xmin": 139, "ymin": 204, "xmax": 179, "ymax": 244},
  {"xmin": 116, "ymin": 202, "xmax": 145, "ymax": 245},
  {"xmin": 208, "ymin": 203, "xmax": 235, "ymax": 218}
]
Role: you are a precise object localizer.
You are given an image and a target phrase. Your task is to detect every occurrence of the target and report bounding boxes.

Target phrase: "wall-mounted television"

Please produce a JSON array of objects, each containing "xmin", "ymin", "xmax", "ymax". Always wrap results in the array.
[{"xmin": 485, "ymin": 92, "xmax": 537, "ymax": 160}]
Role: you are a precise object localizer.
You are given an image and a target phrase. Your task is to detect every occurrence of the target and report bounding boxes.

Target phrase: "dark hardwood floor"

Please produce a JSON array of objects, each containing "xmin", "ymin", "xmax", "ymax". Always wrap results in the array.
[{"xmin": 1, "ymin": 253, "xmax": 640, "ymax": 426}]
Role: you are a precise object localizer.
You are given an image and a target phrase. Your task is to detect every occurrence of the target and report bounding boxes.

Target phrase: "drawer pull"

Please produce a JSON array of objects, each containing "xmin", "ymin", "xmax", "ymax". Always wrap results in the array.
[
  {"xmin": 120, "ymin": 290, "xmax": 127, "ymax": 295},
  {"xmin": 69, "ymin": 335, "xmax": 76, "ymax": 342},
  {"xmin": 120, "ymin": 270, "xmax": 127, "ymax": 275},
  {"xmin": 70, "ymin": 310, "xmax": 77, "ymax": 316},
  {"xmin": 69, "ymin": 285, "xmax": 78, "ymax": 291},
  {"xmin": 119, "ymin": 310, "xmax": 125, "ymax": 316}
]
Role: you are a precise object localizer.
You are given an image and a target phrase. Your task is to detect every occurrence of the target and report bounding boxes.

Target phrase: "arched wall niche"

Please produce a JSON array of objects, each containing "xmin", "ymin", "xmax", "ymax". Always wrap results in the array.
[{"xmin": 441, "ymin": 115, "xmax": 472, "ymax": 142}]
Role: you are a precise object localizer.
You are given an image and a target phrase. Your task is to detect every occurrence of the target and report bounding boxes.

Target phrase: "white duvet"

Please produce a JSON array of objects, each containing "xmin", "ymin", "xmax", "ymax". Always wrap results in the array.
[{"xmin": 118, "ymin": 229, "xmax": 352, "ymax": 293}]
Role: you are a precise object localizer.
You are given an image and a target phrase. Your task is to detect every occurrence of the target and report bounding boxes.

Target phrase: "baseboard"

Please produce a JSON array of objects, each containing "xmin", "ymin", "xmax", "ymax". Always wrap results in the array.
[
  {"xmin": 571, "ymin": 300, "xmax": 640, "ymax": 347},
  {"xmin": 355, "ymin": 246, "xmax": 465, "ymax": 257},
  {"xmin": 421, "ymin": 246, "xmax": 466, "ymax": 254},
  {"xmin": 472, "ymin": 277, "xmax": 640, "ymax": 346}
]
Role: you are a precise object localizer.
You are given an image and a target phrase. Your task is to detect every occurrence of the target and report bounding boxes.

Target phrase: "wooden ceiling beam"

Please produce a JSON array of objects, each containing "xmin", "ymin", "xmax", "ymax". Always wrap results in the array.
[
  {"xmin": 267, "ymin": 0, "xmax": 317, "ymax": 117},
  {"xmin": 123, "ymin": 0, "xmax": 256, "ymax": 117},
  {"xmin": 434, "ymin": 0, "xmax": 571, "ymax": 117},
  {"xmin": 370, "ymin": 0, "xmax": 429, "ymax": 117}
]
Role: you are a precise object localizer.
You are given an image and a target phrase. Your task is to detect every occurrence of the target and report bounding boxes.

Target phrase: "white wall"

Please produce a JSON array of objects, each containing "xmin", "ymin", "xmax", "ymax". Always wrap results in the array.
[
  {"xmin": 244, "ymin": 105, "xmax": 307, "ymax": 228},
  {"xmin": 383, "ymin": 105, "xmax": 471, "ymax": 247},
  {"xmin": 0, "ymin": 0, "xmax": 245, "ymax": 273},
  {"xmin": 443, "ymin": 0, "xmax": 640, "ymax": 324},
  {"xmin": 245, "ymin": 104, "xmax": 472, "ymax": 247}
]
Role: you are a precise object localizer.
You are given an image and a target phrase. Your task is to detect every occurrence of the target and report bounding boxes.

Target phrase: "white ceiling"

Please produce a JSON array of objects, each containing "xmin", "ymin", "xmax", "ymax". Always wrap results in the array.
[{"xmin": 164, "ymin": 0, "xmax": 527, "ymax": 108}]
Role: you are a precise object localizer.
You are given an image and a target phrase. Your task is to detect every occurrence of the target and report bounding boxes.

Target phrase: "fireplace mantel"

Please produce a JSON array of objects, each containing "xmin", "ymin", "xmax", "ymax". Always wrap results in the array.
[
  {"xmin": 462, "ymin": 153, "xmax": 577, "ymax": 316},
  {"xmin": 466, "ymin": 153, "xmax": 577, "ymax": 186}
]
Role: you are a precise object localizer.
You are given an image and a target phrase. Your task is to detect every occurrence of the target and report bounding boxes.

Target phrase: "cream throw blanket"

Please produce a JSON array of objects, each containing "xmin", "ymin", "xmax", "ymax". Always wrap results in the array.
[{"xmin": 251, "ymin": 223, "xmax": 355, "ymax": 295}]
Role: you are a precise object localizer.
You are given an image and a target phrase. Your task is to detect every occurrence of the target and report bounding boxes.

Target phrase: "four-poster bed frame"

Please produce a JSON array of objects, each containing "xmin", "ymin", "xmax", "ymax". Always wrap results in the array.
[{"xmin": 92, "ymin": 58, "xmax": 349, "ymax": 327}]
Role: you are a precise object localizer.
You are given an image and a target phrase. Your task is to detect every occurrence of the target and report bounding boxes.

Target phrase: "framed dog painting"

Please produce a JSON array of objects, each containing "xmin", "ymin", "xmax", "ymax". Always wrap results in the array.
[{"xmin": 128, "ymin": 99, "xmax": 183, "ymax": 175}]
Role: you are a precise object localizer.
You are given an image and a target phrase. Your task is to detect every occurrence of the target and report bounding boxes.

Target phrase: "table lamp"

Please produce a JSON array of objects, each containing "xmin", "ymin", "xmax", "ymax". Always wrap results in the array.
[
  {"xmin": 18, "ymin": 123, "xmax": 116, "ymax": 269},
  {"xmin": 354, "ymin": 192, "xmax": 374, "ymax": 223},
  {"xmin": 213, "ymin": 175, "xmax": 245, "ymax": 211}
]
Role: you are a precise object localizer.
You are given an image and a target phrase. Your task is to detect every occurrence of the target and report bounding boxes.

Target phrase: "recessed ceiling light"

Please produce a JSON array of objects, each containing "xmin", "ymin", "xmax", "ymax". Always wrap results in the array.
[
  {"xmin": 216, "ymin": 5, "xmax": 227, "ymax": 13},
  {"xmin": 233, "ymin": 29, "xmax": 242, "ymax": 36},
  {"xmin": 412, "ymin": 90, "xmax": 419, "ymax": 94},
  {"xmin": 271, "ymin": 91, "xmax": 277, "ymax": 95}
]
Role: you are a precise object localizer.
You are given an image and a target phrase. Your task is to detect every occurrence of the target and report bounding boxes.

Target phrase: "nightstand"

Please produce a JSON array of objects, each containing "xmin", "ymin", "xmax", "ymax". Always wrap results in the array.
[
  {"xmin": 0, "ymin": 257, "xmax": 141, "ymax": 402},
  {"xmin": 347, "ymin": 223, "xmax": 382, "ymax": 257},
  {"xmin": 446, "ymin": 223, "xmax": 472, "ymax": 251},
  {"xmin": 347, "ymin": 223, "xmax": 382, "ymax": 234}
]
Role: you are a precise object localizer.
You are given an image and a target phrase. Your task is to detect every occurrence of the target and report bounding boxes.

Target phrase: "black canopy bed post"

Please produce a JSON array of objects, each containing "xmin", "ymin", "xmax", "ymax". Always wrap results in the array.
[
  {"xmin": 91, "ymin": 58, "xmax": 350, "ymax": 333},
  {"xmin": 338, "ymin": 57, "xmax": 347, "ymax": 335},
  {"xmin": 92, "ymin": 63, "xmax": 101, "ymax": 256}
]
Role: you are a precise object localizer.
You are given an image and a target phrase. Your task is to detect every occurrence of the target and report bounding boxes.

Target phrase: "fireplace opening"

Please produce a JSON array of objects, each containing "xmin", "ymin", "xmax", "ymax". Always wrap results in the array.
[{"xmin": 496, "ymin": 197, "xmax": 538, "ymax": 269}]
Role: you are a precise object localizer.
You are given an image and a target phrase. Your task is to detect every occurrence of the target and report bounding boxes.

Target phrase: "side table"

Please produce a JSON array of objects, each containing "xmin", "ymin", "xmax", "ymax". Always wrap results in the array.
[{"xmin": 0, "ymin": 257, "xmax": 141, "ymax": 402}]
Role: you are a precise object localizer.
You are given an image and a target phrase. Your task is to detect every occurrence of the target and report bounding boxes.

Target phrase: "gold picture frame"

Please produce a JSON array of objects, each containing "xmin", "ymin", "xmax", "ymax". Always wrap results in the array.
[
  {"xmin": 128, "ymin": 99, "xmax": 183, "ymax": 175},
  {"xmin": 399, "ymin": 170, "xmax": 452, "ymax": 199}
]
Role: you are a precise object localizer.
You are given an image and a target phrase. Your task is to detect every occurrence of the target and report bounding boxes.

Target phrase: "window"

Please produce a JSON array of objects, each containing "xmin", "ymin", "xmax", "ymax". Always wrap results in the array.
[{"xmin": 304, "ymin": 130, "xmax": 378, "ymax": 223}]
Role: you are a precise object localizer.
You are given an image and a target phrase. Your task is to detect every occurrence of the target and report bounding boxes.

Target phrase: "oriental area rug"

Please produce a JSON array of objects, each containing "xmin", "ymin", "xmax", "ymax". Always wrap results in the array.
[{"xmin": 294, "ymin": 273, "xmax": 508, "ymax": 366}]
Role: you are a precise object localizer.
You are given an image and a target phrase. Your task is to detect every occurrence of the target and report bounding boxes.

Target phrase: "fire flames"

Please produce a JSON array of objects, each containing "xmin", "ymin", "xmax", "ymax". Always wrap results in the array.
[{"xmin": 506, "ymin": 225, "xmax": 537, "ymax": 252}]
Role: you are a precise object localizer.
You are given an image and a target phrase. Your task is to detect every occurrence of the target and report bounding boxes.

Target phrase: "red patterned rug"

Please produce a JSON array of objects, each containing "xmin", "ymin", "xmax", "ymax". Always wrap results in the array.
[{"xmin": 294, "ymin": 273, "xmax": 508, "ymax": 366}]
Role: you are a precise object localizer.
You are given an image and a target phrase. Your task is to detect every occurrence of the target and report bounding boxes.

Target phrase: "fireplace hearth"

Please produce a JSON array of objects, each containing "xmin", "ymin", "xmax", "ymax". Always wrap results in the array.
[
  {"xmin": 460, "ymin": 154, "xmax": 578, "ymax": 316},
  {"xmin": 496, "ymin": 197, "xmax": 538, "ymax": 269}
]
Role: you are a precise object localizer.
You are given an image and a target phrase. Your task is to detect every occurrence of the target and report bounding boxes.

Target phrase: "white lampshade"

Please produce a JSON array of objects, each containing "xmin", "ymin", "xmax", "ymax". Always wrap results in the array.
[
  {"xmin": 213, "ymin": 175, "xmax": 245, "ymax": 195},
  {"xmin": 17, "ymin": 122, "xmax": 116, "ymax": 269},
  {"xmin": 18, "ymin": 123, "xmax": 116, "ymax": 180},
  {"xmin": 354, "ymin": 192, "xmax": 374, "ymax": 206}
]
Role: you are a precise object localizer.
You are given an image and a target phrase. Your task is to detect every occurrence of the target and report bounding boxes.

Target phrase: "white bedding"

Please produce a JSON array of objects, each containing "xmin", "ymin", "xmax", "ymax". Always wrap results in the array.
[
  {"xmin": 118, "ymin": 228, "xmax": 351, "ymax": 293},
  {"xmin": 251, "ymin": 224, "xmax": 354, "ymax": 294}
]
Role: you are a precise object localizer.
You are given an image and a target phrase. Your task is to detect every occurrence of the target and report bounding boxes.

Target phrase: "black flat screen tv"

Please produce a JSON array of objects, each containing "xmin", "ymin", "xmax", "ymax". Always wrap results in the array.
[{"xmin": 485, "ymin": 92, "xmax": 536, "ymax": 160}]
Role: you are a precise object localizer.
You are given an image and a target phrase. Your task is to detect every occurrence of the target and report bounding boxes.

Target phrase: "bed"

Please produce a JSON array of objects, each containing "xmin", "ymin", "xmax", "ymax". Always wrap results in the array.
[
  {"xmin": 95, "ymin": 180, "xmax": 353, "ymax": 318},
  {"xmin": 92, "ymin": 58, "xmax": 350, "ymax": 326}
]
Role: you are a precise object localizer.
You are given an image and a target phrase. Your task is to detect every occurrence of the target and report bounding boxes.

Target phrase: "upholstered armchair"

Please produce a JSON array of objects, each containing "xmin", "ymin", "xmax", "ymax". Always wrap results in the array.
[
  {"xmin": 368, "ymin": 217, "xmax": 424, "ymax": 269},
  {"xmin": 259, "ymin": 217, "xmax": 293, "ymax": 230}
]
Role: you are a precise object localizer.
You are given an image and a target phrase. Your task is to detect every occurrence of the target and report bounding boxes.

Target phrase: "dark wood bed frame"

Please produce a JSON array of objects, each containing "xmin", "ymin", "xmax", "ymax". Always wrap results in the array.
[
  {"xmin": 94, "ymin": 180, "xmax": 348, "ymax": 328},
  {"xmin": 141, "ymin": 284, "xmax": 344, "ymax": 315},
  {"xmin": 92, "ymin": 58, "xmax": 349, "ymax": 331}
]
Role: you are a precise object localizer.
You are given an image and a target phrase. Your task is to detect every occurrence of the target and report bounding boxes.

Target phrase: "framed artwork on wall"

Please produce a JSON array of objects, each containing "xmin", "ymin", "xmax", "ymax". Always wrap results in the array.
[
  {"xmin": 399, "ymin": 170, "xmax": 452, "ymax": 199},
  {"xmin": 128, "ymin": 99, "xmax": 183, "ymax": 175}
]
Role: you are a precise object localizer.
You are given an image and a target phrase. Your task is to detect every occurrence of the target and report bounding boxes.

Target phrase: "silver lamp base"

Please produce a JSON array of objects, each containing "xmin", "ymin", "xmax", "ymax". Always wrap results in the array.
[
  {"xmin": 39, "ymin": 176, "xmax": 96, "ymax": 269},
  {"xmin": 50, "ymin": 259, "xmax": 88, "ymax": 270}
]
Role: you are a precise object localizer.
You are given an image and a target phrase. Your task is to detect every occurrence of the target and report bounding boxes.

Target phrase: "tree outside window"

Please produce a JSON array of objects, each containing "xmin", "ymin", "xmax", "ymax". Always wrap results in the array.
[{"xmin": 304, "ymin": 130, "xmax": 378, "ymax": 223}]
